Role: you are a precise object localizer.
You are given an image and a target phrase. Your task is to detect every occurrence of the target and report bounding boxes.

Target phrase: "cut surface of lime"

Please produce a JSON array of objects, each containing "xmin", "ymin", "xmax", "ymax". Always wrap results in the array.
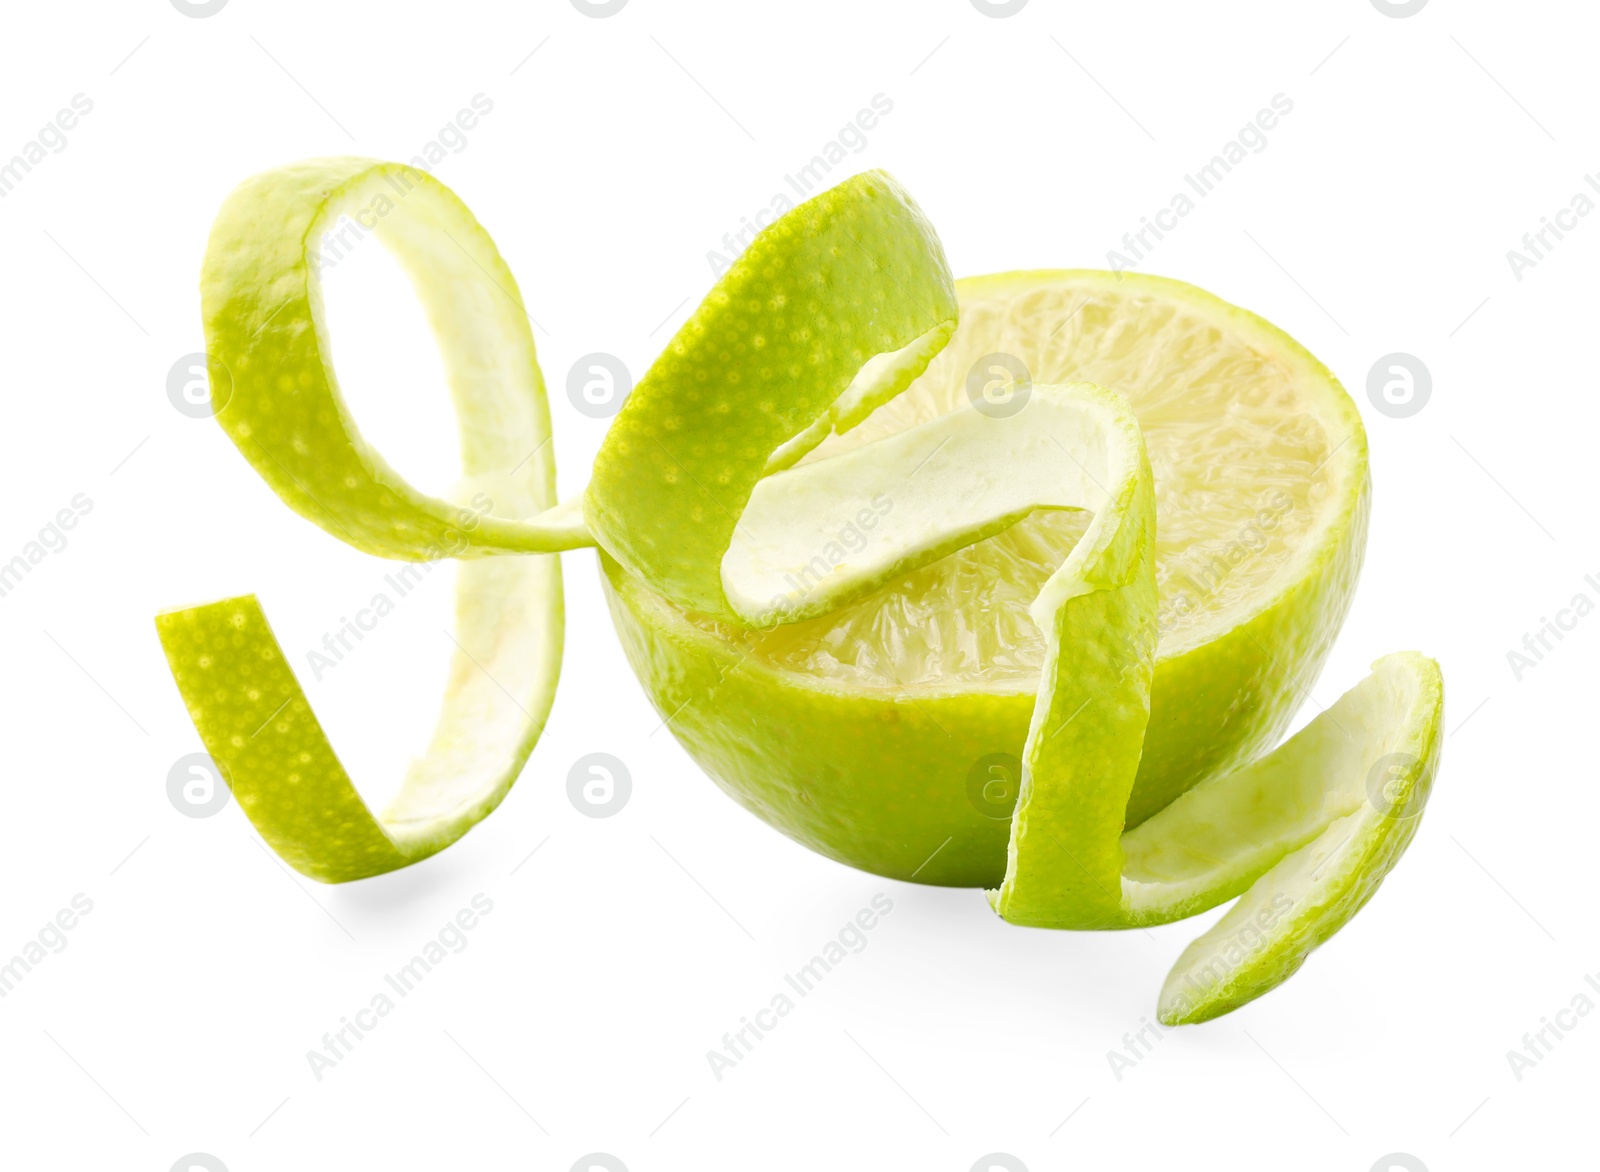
[{"xmin": 693, "ymin": 269, "xmax": 1362, "ymax": 684}]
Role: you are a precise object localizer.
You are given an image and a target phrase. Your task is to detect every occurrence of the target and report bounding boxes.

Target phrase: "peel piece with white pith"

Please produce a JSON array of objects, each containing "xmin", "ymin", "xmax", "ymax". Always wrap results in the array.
[{"xmin": 1142, "ymin": 652, "xmax": 1443, "ymax": 1023}]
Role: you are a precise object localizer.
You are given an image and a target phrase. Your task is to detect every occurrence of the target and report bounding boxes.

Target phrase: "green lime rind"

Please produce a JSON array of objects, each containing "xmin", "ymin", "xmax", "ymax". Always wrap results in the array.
[
  {"xmin": 987, "ymin": 397, "xmax": 1159, "ymax": 929},
  {"xmin": 584, "ymin": 169, "xmax": 957, "ymax": 623},
  {"xmin": 200, "ymin": 156, "xmax": 587, "ymax": 561},
  {"xmin": 157, "ymin": 595, "xmax": 412, "ymax": 882},
  {"xmin": 1152, "ymin": 652, "xmax": 1443, "ymax": 1024},
  {"xmin": 157, "ymin": 559, "xmax": 562, "ymax": 883}
]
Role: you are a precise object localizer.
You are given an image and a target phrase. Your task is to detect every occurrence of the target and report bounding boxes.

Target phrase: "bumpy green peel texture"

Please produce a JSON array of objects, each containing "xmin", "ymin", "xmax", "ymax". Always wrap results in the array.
[
  {"xmin": 585, "ymin": 169, "xmax": 957, "ymax": 622},
  {"xmin": 158, "ymin": 597, "xmax": 410, "ymax": 881},
  {"xmin": 157, "ymin": 558, "xmax": 561, "ymax": 881}
]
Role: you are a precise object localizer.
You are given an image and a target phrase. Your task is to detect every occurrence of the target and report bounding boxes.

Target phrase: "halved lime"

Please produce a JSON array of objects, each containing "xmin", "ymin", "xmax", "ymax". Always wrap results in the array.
[{"xmin": 604, "ymin": 270, "xmax": 1369, "ymax": 885}]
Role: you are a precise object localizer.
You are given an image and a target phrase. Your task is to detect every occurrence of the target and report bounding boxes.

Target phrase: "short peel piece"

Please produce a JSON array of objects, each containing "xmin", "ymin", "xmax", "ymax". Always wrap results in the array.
[
  {"xmin": 990, "ymin": 613, "xmax": 1440, "ymax": 1018},
  {"xmin": 1139, "ymin": 652, "xmax": 1444, "ymax": 1023},
  {"xmin": 156, "ymin": 568, "xmax": 561, "ymax": 883}
]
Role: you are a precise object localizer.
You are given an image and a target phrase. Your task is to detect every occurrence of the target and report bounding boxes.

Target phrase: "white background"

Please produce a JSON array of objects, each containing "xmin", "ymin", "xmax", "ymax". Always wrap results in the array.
[{"xmin": 0, "ymin": 1, "xmax": 1592, "ymax": 1169}]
